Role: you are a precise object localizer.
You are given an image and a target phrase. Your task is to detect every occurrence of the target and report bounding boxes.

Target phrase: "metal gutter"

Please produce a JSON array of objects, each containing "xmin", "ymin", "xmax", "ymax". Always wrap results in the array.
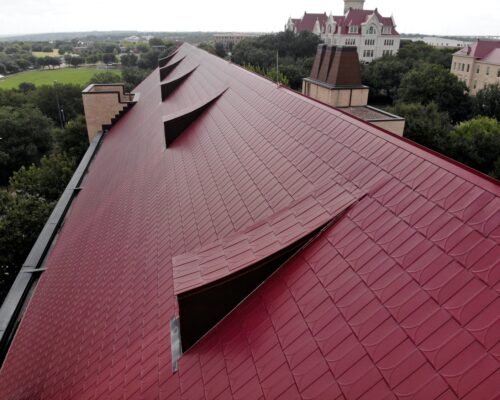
[{"xmin": 0, "ymin": 131, "xmax": 105, "ymax": 365}]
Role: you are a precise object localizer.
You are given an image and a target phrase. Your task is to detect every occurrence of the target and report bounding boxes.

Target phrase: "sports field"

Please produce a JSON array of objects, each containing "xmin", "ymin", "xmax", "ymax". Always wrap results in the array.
[
  {"xmin": 32, "ymin": 50, "xmax": 61, "ymax": 58},
  {"xmin": 0, "ymin": 68, "xmax": 122, "ymax": 89}
]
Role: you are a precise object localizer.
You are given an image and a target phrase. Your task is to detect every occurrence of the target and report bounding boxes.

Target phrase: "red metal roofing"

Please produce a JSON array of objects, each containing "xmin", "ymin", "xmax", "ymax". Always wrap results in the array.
[{"xmin": 0, "ymin": 43, "xmax": 499, "ymax": 400}]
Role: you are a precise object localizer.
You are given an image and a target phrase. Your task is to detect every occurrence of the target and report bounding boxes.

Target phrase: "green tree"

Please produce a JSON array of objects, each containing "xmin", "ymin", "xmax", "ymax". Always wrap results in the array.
[
  {"xmin": 52, "ymin": 115, "xmax": 89, "ymax": 161},
  {"xmin": 0, "ymin": 106, "xmax": 53, "ymax": 185},
  {"xmin": 0, "ymin": 193, "xmax": 54, "ymax": 303},
  {"xmin": 388, "ymin": 102, "xmax": 452, "ymax": 152},
  {"xmin": 30, "ymin": 83, "xmax": 83, "ymax": 123},
  {"xmin": 448, "ymin": 116, "xmax": 500, "ymax": 177},
  {"xmin": 121, "ymin": 53, "xmax": 138, "ymax": 67},
  {"xmin": 68, "ymin": 55, "xmax": 83, "ymax": 68},
  {"xmin": 102, "ymin": 53, "xmax": 117, "ymax": 64},
  {"xmin": 475, "ymin": 83, "xmax": 500, "ymax": 120},
  {"xmin": 87, "ymin": 72, "xmax": 122, "ymax": 86},
  {"xmin": 198, "ymin": 42, "xmax": 216, "ymax": 55},
  {"xmin": 215, "ymin": 43, "xmax": 226, "ymax": 58},
  {"xmin": 398, "ymin": 63, "xmax": 473, "ymax": 123},
  {"xmin": 122, "ymin": 67, "xmax": 149, "ymax": 92},
  {"xmin": 149, "ymin": 37, "xmax": 165, "ymax": 46},
  {"xmin": 10, "ymin": 153, "xmax": 76, "ymax": 201},
  {"xmin": 362, "ymin": 56, "xmax": 408, "ymax": 102}
]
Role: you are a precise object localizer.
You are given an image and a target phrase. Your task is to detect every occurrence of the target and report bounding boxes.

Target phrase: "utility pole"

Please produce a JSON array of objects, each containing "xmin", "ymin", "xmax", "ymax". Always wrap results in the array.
[
  {"xmin": 53, "ymin": 80, "xmax": 64, "ymax": 129},
  {"xmin": 276, "ymin": 50, "xmax": 279, "ymax": 86}
]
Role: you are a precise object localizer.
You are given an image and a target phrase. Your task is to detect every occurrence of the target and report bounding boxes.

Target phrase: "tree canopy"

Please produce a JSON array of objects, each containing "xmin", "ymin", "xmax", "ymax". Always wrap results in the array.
[
  {"xmin": 397, "ymin": 63, "xmax": 473, "ymax": 123},
  {"xmin": 0, "ymin": 106, "xmax": 53, "ymax": 185},
  {"xmin": 475, "ymin": 83, "xmax": 500, "ymax": 121},
  {"xmin": 388, "ymin": 102, "xmax": 452, "ymax": 152},
  {"xmin": 448, "ymin": 117, "xmax": 500, "ymax": 178},
  {"xmin": 10, "ymin": 153, "xmax": 76, "ymax": 201}
]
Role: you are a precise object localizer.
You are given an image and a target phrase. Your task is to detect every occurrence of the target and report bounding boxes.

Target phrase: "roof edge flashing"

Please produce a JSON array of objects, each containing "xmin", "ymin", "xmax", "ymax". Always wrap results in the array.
[
  {"xmin": 0, "ymin": 131, "xmax": 106, "ymax": 365},
  {"xmin": 163, "ymin": 87, "xmax": 228, "ymax": 148}
]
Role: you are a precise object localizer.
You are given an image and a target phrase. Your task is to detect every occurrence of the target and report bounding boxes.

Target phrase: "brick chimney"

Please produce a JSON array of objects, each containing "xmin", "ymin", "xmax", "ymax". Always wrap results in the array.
[
  {"xmin": 303, "ymin": 44, "xmax": 405, "ymax": 136},
  {"xmin": 302, "ymin": 44, "xmax": 369, "ymax": 108},
  {"xmin": 82, "ymin": 84, "xmax": 137, "ymax": 142}
]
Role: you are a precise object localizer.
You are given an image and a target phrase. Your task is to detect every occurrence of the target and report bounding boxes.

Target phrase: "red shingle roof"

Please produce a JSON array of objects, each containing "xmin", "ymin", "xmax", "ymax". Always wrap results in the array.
[
  {"xmin": 0, "ymin": 43, "xmax": 499, "ymax": 399},
  {"xmin": 293, "ymin": 9, "xmax": 398, "ymax": 35},
  {"xmin": 294, "ymin": 13, "xmax": 328, "ymax": 33},
  {"xmin": 455, "ymin": 40, "xmax": 500, "ymax": 60}
]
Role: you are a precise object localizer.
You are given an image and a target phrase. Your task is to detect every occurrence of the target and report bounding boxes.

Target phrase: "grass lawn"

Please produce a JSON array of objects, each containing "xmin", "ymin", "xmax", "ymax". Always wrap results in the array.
[
  {"xmin": 0, "ymin": 68, "xmax": 122, "ymax": 89},
  {"xmin": 32, "ymin": 50, "xmax": 61, "ymax": 58}
]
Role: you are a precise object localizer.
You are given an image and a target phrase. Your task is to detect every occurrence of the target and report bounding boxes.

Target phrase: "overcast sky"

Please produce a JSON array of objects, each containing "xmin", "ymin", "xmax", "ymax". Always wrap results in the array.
[{"xmin": 0, "ymin": 0, "xmax": 499, "ymax": 37}]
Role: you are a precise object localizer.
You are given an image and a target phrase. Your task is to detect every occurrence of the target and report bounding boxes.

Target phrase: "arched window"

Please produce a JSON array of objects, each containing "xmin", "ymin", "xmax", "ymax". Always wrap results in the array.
[
  {"xmin": 368, "ymin": 26, "xmax": 376, "ymax": 34},
  {"xmin": 328, "ymin": 25, "xmax": 332, "ymax": 34}
]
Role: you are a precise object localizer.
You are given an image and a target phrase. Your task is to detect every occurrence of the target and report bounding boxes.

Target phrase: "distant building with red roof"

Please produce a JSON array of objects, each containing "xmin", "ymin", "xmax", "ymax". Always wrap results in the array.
[
  {"xmin": 286, "ymin": 0, "xmax": 400, "ymax": 63},
  {"xmin": 451, "ymin": 39, "xmax": 500, "ymax": 94},
  {"xmin": 0, "ymin": 41, "xmax": 499, "ymax": 400}
]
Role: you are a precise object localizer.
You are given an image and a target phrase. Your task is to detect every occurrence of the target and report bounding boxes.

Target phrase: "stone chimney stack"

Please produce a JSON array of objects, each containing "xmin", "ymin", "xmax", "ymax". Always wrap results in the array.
[
  {"xmin": 302, "ymin": 44, "xmax": 369, "ymax": 108},
  {"xmin": 82, "ymin": 84, "xmax": 137, "ymax": 142}
]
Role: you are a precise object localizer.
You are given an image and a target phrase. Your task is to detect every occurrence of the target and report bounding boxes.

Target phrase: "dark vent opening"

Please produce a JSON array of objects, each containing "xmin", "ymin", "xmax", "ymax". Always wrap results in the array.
[
  {"xmin": 159, "ymin": 56, "xmax": 185, "ymax": 81},
  {"xmin": 163, "ymin": 89, "xmax": 227, "ymax": 147},
  {"xmin": 161, "ymin": 66, "xmax": 198, "ymax": 101},
  {"xmin": 158, "ymin": 50, "xmax": 178, "ymax": 68},
  {"xmin": 178, "ymin": 226, "xmax": 324, "ymax": 352}
]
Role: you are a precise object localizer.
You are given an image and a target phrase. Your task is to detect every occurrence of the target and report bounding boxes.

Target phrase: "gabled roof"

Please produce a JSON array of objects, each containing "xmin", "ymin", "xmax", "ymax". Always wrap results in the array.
[
  {"xmin": 294, "ymin": 12, "xmax": 328, "ymax": 32},
  {"xmin": 0, "ymin": 43, "xmax": 498, "ymax": 399},
  {"xmin": 293, "ymin": 9, "xmax": 398, "ymax": 35},
  {"xmin": 455, "ymin": 39, "xmax": 500, "ymax": 59}
]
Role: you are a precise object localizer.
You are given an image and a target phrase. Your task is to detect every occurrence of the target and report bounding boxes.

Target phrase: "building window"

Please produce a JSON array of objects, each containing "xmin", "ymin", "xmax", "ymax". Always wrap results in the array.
[
  {"xmin": 474, "ymin": 80, "xmax": 477, "ymax": 89},
  {"xmin": 382, "ymin": 50, "xmax": 393, "ymax": 56},
  {"xmin": 328, "ymin": 25, "xmax": 332, "ymax": 34},
  {"xmin": 453, "ymin": 62, "xmax": 456, "ymax": 70},
  {"xmin": 363, "ymin": 50, "xmax": 374, "ymax": 58},
  {"xmin": 349, "ymin": 26, "xmax": 359, "ymax": 33},
  {"xmin": 367, "ymin": 26, "xmax": 376, "ymax": 34},
  {"xmin": 467, "ymin": 64, "xmax": 470, "ymax": 72},
  {"xmin": 382, "ymin": 26, "xmax": 392, "ymax": 34},
  {"xmin": 461, "ymin": 64, "xmax": 465, "ymax": 71},
  {"xmin": 384, "ymin": 39, "xmax": 394, "ymax": 46},
  {"xmin": 365, "ymin": 39, "xmax": 375, "ymax": 46},
  {"xmin": 477, "ymin": 66, "xmax": 480, "ymax": 73},
  {"xmin": 345, "ymin": 38, "xmax": 356, "ymax": 45},
  {"xmin": 497, "ymin": 69, "xmax": 500, "ymax": 77},
  {"xmin": 486, "ymin": 67, "xmax": 490, "ymax": 75}
]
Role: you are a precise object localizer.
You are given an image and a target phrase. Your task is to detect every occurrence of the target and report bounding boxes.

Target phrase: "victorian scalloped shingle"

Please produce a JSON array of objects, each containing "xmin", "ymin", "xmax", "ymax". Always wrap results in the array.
[{"xmin": 0, "ymin": 43, "xmax": 498, "ymax": 400}]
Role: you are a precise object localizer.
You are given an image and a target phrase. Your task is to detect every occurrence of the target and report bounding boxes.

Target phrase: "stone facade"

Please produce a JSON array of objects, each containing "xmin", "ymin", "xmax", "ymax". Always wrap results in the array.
[
  {"xmin": 287, "ymin": 1, "xmax": 400, "ymax": 63},
  {"xmin": 213, "ymin": 33, "xmax": 261, "ymax": 51},
  {"xmin": 451, "ymin": 40, "xmax": 500, "ymax": 95}
]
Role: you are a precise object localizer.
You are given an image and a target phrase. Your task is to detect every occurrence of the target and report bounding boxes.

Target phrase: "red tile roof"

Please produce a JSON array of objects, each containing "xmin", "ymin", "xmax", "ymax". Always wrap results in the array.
[
  {"xmin": 0, "ymin": 43, "xmax": 499, "ymax": 399},
  {"xmin": 455, "ymin": 40, "xmax": 500, "ymax": 60}
]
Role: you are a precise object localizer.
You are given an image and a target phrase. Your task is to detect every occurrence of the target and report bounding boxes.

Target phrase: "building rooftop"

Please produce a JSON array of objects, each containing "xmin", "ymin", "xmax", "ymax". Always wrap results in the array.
[
  {"xmin": 293, "ymin": 9, "xmax": 398, "ymax": 35},
  {"xmin": 342, "ymin": 105, "xmax": 404, "ymax": 122},
  {"xmin": 0, "ymin": 43, "xmax": 499, "ymax": 399},
  {"xmin": 454, "ymin": 39, "xmax": 500, "ymax": 60}
]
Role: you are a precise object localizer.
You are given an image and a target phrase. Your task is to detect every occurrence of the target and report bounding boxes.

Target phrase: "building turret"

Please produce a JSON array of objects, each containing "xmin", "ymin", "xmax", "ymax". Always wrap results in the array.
[{"xmin": 344, "ymin": 0, "xmax": 365, "ymax": 13}]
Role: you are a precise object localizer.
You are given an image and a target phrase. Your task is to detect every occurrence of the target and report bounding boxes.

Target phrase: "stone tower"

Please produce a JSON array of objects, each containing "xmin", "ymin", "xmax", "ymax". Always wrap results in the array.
[{"xmin": 344, "ymin": 0, "xmax": 365, "ymax": 13}]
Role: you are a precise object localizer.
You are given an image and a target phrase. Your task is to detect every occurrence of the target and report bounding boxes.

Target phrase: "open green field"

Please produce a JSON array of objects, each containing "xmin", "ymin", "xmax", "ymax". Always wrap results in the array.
[
  {"xmin": 0, "ymin": 68, "xmax": 121, "ymax": 89},
  {"xmin": 32, "ymin": 50, "xmax": 61, "ymax": 58}
]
